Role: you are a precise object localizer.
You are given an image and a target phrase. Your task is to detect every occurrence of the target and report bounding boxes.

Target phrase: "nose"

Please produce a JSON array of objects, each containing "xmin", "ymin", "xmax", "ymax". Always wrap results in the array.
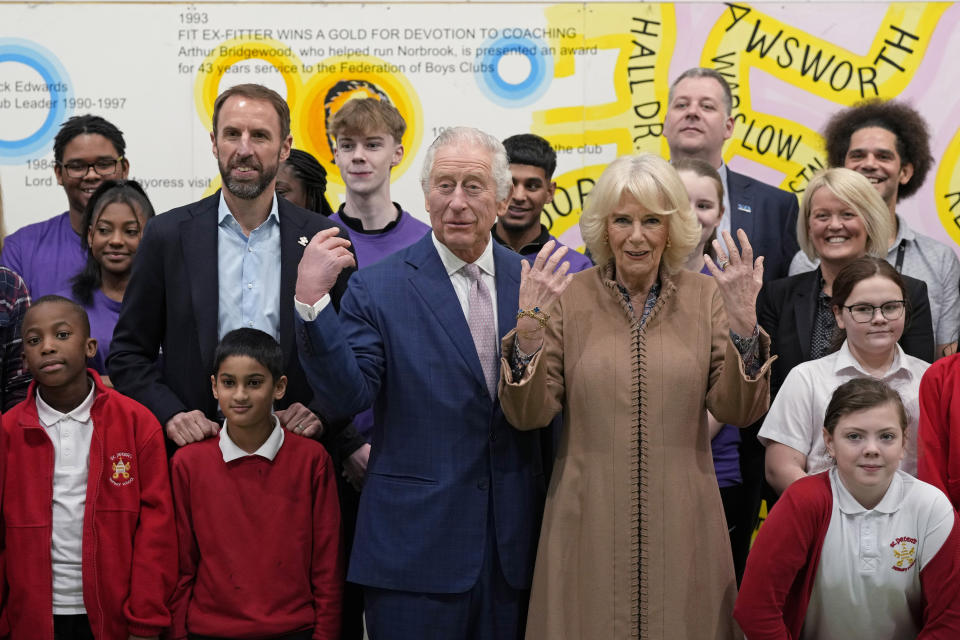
[
  {"xmin": 449, "ymin": 183, "xmax": 471, "ymax": 210},
  {"xmin": 869, "ymin": 306, "xmax": 887, "ymax": 323},
  {"xmin": 108, "ymin": 229, "xmax": 125, "ymax": 246},
  {"xmin": 40, "ymin": 335, "xmax": 57, "ymax": 355},
  {"xmin": 512, "ymin": 185, "xmax": 527, "ymax": 203},
  {"xmin": 826, "ymin": 214, "xmax": 843, "ymax": 229},
  {"xmin": 81, "ymin": 164, "xmax": 100, "ymax": 180},
  {"xmin": 628, "ymin": 221, "xmax": 645, "ymax": 242}
]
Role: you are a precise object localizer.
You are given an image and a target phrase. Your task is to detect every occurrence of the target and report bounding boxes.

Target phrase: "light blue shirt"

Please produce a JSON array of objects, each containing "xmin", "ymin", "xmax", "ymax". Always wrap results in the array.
[{"xmin": 217, "ymin": 192, "xmax": 281, "ymax": 340}]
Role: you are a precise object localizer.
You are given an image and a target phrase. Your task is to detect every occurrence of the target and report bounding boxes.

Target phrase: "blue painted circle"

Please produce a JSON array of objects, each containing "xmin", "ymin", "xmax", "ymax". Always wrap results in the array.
[
  {"xmin": 475, "ymin": 36, "xmax": 552, "ymax": 107},
  {"xmin": 0, "ymin": 39, "xmax": 72, "ymax": 160}
]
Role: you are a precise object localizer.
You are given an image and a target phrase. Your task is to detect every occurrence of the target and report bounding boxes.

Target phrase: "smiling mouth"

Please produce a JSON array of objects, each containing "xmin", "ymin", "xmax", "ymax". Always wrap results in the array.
[{"xmin": 825, "ymin": 236, "xmax": 850, "ymax": 244}]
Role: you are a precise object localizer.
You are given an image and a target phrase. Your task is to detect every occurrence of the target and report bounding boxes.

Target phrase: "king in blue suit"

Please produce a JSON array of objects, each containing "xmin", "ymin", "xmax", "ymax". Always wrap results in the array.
[{"xmin": 294, "ymin": 128, "xmax": 547, "ymax": 640}]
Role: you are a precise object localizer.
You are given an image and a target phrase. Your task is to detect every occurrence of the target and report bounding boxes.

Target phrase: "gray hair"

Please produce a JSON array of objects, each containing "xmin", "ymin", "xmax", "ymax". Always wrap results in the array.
[
  {"xmin": 580, "ymin": 154, "xmax": 702, "ymax": 273},
  {"xmin": 668, "ymin": 67, "xmax": 733, "ymax": 117},
  {"xmin": 420, "ymin": 127, "xmax": 512, "ymax": 201}
]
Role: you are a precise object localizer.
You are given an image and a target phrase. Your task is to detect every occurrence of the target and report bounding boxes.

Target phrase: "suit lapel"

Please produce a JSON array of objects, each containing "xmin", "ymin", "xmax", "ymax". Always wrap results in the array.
[
  {"xmin": 407, "ymin": 235, "xmax": 488, "ymax": 390},
  {"xmin": 278, "ymin": 200, "xmax": 308, "ymax": 369},
  {"xmin": 793, "ymin": 271, "xmax": 817, "ymax": 361},
  {"xmin": 181, "ymin": 193, "xmax": 221, "ymax": 372},
  {"xmin": 726, "ymin": 169, "xmax": 755, "ymax": 246}
]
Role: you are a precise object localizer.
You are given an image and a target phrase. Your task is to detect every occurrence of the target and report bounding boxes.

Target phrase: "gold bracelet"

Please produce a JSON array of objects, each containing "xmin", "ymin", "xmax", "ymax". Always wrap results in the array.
[{"xmin": 516, "ymin": 307, "xmax": 550, "ymax": 328}]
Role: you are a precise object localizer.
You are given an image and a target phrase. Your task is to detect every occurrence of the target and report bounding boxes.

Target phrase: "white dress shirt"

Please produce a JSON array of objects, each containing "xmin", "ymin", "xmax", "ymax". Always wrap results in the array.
[{"xmin": 38, "ymin": 381, "xmax": 96, "ymax": 614}]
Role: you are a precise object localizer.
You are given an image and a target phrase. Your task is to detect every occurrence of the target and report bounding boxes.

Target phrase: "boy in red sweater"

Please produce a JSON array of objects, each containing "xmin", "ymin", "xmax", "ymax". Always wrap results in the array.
[
  {"xmin": 1, "ymin": 295, "xmax": 176, "ymax": 640},
  {"xmin": 169, "ymin": 328, "xmax": 343, "ymax": 640}
]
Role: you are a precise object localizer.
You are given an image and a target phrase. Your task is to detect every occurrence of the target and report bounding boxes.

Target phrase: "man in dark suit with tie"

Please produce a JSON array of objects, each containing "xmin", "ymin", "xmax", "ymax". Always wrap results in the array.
[
  {"xmin": 663, "ymin": 66, "xmax": 801, "ymax": 582},
  {"xmin": 108, "ymin": 83, "xmax": 360, "ymax": 458},
  {"xmin": 293, "ymin": 127, "xmax": 547, "ymax": 639}
]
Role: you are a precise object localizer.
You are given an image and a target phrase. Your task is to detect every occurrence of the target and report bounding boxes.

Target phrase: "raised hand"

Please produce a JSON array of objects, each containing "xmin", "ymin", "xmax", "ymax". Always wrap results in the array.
[
  {"xmin": 704, "ymin": 229, "xmax": 763, "ymax": 336},
  {"xmin": 516, "ymin": 241, "xmax": 574, "ymax": 352},
  {"xmin": 295, "ymin": 227, "xmax": 356, "ymax": 305}
]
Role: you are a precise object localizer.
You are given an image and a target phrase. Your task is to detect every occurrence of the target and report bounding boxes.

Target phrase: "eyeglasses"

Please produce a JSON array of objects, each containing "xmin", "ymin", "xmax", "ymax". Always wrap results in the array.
[
  {"xmin": 843, "ymin": 300, "xmax": 906, "ymax": 323},
  {"xmin": 59, "ymin": 157, "xmax": 124, "ymax": 179}
]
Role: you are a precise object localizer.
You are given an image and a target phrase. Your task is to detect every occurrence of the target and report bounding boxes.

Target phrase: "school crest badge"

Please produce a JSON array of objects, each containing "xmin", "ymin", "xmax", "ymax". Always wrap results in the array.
[
  {"xmin": 890, "ymin": 535, "xmax": 917, "ymax": 571},
  {"xmin": 109, "ymin": 452, "xmax": 135, "ymax": 487}
]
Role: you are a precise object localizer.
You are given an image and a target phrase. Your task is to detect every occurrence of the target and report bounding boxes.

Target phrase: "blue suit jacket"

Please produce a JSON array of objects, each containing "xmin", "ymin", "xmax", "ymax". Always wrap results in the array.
[
  {"xmin": 727, "ymin": 168, "xmax": 800, "ymax": 283},
  {"xmin": 297, "ymin": 233, "xmax": 546, "ymax": 593}
]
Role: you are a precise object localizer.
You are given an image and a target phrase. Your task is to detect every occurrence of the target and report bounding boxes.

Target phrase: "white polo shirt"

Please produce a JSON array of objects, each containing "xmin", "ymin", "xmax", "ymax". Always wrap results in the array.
[
  {"xmin": 38, "ymin": 381, "xmax": 96, "ymax": 614},
  {"xmin": 758, "ymin": 341, "xmax": 928, "ymax": 475},
  {"xmin": 802, "ymin": 468, "xmax": 953, "ymax": 640},
  {"xmin": 219, "ymin": 416, "xmax": 285, "ymax": 462}
]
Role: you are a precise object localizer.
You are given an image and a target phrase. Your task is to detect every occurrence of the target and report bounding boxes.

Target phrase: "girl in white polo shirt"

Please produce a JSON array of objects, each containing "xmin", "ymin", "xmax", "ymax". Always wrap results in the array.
[
  {"xmin": 735, "ymin": 378, "xmax": 960, "ymax": 639},
  {"xmin": 761, "ymin": 256, "xmax": 930, "ymax": 495}
]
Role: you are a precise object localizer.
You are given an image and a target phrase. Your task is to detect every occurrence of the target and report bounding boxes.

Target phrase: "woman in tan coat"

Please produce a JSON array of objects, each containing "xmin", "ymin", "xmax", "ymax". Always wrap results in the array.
[{"xmin": 499, "ymin": 154, "xmax": 774, "ymax": 639}]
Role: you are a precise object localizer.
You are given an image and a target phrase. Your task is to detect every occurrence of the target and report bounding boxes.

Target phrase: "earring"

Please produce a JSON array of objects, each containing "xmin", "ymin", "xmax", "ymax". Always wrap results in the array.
[{"xmin": 666, "ymin": 238, "xmax": 672, "ymax": 248}]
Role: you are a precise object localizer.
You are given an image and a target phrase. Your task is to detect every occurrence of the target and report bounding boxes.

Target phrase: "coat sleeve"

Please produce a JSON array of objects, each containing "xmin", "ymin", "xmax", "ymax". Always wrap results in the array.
[
  {"xmin": 168, "ymin": 454, "xmax": 197, "ymax": 640},
  {"xmin": 0, "ymin": 271, "xmax": 30, "ymax": 412},
  {"xmin": 311, "ymin": 451, "xmax": 344, "ymax": 640},
  {"xmin": 124, "ymin": 420, "xmax": 178, "ymax": 637},
  {"xmin": 918, "ymin": 501, "xmax": 960, "ymax": 638},
  {"xmin": 734, "ymin": 476, "xmax": 831, "ymax": 639},
  {"xmin": 705, "ymin": 285, "xmax": 774, "ymax": 428},
  {"xmin": 296, "ymin": 274, "xmax": 382, "ymax": 422},
  {"xmin": 107, "ymin": 220, "xmax": 188, "ymax": 426},
  {"xmin": 919, "ymin": 360, "xmax": 954, "ymax": 505},
  {"xmin": 497, "ymin": 294, "xmax": 565, "ymax": 431}
]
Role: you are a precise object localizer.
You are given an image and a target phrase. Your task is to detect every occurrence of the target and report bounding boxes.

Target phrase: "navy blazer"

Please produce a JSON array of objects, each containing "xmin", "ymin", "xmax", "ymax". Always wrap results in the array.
[
  {"xmin": 297, "ymin": 233, "xmax": 546, "ymax": 593},
  {"xmin": 727, "ymin": 168, "xmax": 800, "ymax": 283},
  {"xmin": 758, "ymin": 269, "xmax": 936, "ymax": 397},
  {"xmin": 108, "ymin": 192, "xmax": 356, "ymax": 443}
]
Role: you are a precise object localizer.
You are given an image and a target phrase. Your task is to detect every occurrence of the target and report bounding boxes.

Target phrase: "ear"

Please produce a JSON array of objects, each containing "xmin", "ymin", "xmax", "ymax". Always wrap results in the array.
[
  {"xmin": 391, "ymin": 143, "xmax": 404, "ymax": 168},
  {"xmin": 546, "ymin": 181, "xmax": 557, "ymax": 205},
  {"xmin": 210, "ymin": 130, "xmax": 219, "ymax": 161},
  {"xmin": 55, "ymin": 163, "xmax": 64, "ymax": 187},
  {"xmin": 898, "ymin": 162, "xmax": 914, "ymax": 186},
  {"xmin": 211, "ymin": 374, "xmax": 219, "ymax": 400},
  {"xmin": 273, "ymin": 375, "xmax": 288, "ymax": 401},
  {"xmin": 279, "ymin": 135, "xmax": 293, "ymax": 163},
  {"xmin": 118, "ymin": 157, "xmax": 130, "ymax": 180},
  {"xmin": 87, "ymin": 225, "xmax": 95, "ymax": 248},
  {"xmin": 822, "ymin": 428, "xmax": 835, "ymax": 459},
  {"xmin": 723, "ymin": 114, "xmax": 735, "ymax": 141},
  {"xmin": 497, "ymin": 184, "xmax": 514, "ymax": 218},
  {"xmin": 85, "ymin": 337, "xmax": 98, "ymax": 360},
  {"xmin": 833, "ymin": 305, "xmax": 845, "ymax": 330}
]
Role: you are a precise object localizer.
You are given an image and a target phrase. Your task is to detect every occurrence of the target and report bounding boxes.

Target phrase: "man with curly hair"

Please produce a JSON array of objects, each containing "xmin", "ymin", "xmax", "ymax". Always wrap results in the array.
[{"xmin": 791, "ymin": 100, "xmax": 959, "ymax": 357}]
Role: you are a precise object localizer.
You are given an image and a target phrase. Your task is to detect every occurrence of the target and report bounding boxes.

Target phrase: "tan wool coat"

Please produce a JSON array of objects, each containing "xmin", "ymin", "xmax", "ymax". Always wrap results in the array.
[{"xmin": 499, "ymin": 265, "xmax": 774, "ymax": 640}]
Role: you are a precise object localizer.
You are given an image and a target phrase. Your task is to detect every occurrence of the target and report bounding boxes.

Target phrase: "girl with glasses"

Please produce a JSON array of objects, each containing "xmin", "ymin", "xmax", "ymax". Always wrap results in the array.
[{"xmin": 760, "ymin": 256, "xmax": 930, "ymax": 493}]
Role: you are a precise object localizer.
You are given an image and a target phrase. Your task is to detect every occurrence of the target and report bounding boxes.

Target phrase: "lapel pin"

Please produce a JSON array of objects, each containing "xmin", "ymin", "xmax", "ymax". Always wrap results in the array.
[
  {"xmin": 298, "ymin": 236, "xmax": 309, "ymax": 247},
  {"xmin": 737, "ymin": 204, "xmax": 752, "ymax": 213}
]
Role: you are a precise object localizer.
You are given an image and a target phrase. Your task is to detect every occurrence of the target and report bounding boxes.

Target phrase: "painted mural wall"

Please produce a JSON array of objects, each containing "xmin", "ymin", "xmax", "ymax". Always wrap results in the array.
[{"xmin": 2, "ymin": 2, "xmax": 959, "ymax": 253}]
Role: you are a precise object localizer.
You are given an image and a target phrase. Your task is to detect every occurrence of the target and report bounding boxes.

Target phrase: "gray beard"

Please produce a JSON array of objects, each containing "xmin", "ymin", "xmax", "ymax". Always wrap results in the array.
[{"xmin": 221, "ymin": 166, "xmax": 277, "ymax": 200}]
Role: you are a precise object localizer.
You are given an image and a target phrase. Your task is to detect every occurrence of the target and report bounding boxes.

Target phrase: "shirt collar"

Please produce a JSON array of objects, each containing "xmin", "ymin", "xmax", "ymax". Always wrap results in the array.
[
  {"xmin": 890, "ymin": 213, "xmax": 915, "ymax": 247},
  {"xmin": 37, "ymin": 379, "xmax": 96, "ymax": 428},
  {"xmin": 431, "ymin": 232, "xmax": 496, "ymax": 278},
  {"xmin": 832, "ymin": 466, "xmax": 905, "ymax": 515},
  {"xmin": 217, "ymin": 191, "xmax": 280, "ymax": 230},
  {"xmin": 491, "ymin": 223, "xmax": 551, "ymax": 254},
  {"xmin": 218, "ymin": 415, "xmax": 285, "ymax": 462},
  {"xmin": 833, "ymin": 340, "xmax": 912, "ymax": 381}
]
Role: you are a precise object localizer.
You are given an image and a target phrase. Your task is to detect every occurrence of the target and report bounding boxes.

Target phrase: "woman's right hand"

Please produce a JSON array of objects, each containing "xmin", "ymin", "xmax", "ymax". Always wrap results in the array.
[{"xmin": 516, "ymin": 241, "xmax": 575, "ymax": 352}]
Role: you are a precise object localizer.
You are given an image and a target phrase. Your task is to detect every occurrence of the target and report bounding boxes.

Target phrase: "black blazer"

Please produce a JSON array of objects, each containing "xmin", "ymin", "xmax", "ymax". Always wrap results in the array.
[
  {"xmin": 727, "ymin": 168, "xmax": 800, "ymax": 283},
  {"xmin": 758, "ymin": 269, "xmax": 935, "ymax": 397},
  {"xmin": 108, "ymin": 192, "xmax": 357, "ymax": 447}
]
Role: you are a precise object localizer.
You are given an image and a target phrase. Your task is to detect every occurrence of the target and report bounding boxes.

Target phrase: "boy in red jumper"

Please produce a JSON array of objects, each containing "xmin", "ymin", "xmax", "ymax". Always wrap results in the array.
[
  {"xmin": 169, "ymin": 328, "xmax": 343, "ymax": 640},
  {"xmin": 0, "ymin": 295, "xmax": 176, "ymax": 640}
]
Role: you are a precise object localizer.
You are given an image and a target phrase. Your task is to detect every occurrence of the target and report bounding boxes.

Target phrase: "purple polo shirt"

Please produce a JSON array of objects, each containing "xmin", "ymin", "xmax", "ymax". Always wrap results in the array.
[
  {"xmin": 492, "ymin": 223, "xmax": 594, "ymax": 273},
  {"xmin": 1, "ymin": 212, "xmax": 86, "ymax": 299}
]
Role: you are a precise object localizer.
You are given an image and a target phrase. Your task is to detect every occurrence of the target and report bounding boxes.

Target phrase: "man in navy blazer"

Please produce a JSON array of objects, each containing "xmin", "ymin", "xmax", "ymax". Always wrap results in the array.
[
  {"xmin": 108, "ymin": 83, "xmax": 362, "ymax": 459},
  {"xmin": 664, "ymin": 66, "xmax": 801, "ymax": 583},
  {"xmin": 294, "ymin": 127, "xmax": 547, "ymax": 639},
  {"xmin": 664, "ymin": 67, "xmax": 799, "ymax": 283}
]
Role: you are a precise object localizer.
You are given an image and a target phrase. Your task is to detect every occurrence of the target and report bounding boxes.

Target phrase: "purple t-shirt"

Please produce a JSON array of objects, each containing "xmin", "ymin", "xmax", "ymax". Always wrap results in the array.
[
  {"xmin": 1, "ymin": 212, "xmax": 86, "ymax": 299},
  {"xmin": 55, "ymin": 286, "xmax": 121, "ymax": 375},
  {"xmin": 330, "ymin": 209, "xmax": 430, "ymax": 269},
  {"xmin": 700, "ymin": 262, "xmax": 742, "ymax": 487},
  {"xmin": 330, "ymin": 208, "xmax": 430, "ymax": 439}
]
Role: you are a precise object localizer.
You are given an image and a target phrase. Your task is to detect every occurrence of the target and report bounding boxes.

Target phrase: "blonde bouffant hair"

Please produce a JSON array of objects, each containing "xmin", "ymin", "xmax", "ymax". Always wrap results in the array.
[
  {"xmin": 797, "ymin": 168, "xmax": 894, "ymax": 261},
  {"xmin": 580, "ymin": 154, "xmax": 701, "ymax": 273}
]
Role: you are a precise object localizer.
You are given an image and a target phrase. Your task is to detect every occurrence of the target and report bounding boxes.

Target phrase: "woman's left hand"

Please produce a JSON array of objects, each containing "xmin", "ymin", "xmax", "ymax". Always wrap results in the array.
[{"xmin": 704, "ymin": 229, "xmax": 763, "ymax": 336}]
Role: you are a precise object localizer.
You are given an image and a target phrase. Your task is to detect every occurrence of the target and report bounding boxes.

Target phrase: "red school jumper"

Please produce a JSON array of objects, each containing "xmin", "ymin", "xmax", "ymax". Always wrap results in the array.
[
  {"xmin": 0, "ymin": 371, "xmax": 177, "ymax": 639},
  {"xmin": 168, "ymin": 431, "xmax": 344, "ymax": 640}
]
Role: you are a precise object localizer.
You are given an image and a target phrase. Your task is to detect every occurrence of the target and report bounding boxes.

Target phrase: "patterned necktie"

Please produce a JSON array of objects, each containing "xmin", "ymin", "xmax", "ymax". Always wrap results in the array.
[{"xmin": 463, "ymin": 263, "xmax": 498, "ymax": 399}]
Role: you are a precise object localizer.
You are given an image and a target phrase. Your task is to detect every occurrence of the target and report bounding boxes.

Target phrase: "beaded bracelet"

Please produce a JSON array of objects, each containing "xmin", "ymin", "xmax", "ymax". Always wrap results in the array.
[{"xmin": 516, "ymin": 306, "xmax": 550, "ymax": 328}]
